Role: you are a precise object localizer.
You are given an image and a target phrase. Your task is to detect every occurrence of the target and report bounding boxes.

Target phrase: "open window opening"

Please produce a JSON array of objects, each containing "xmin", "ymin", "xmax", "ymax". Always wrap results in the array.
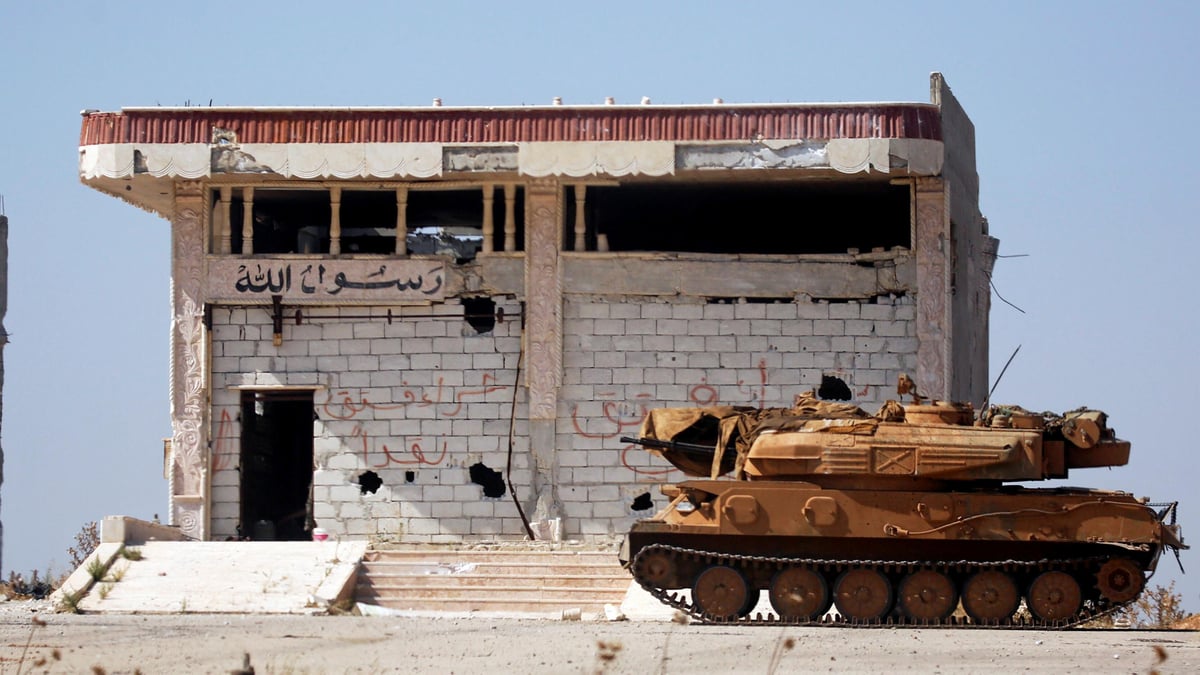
[
  {"xmin": 238, "ymin": 390, "xmax": 315, "ymax": 541},
  {"xmin": 214, "ymin": 185, "xmax": 526, "ymax": 259},
  {"xmin": 404, "ymin": 187, "xmax": 526, "ymax": 260},
  {"xmin": 340, "ymin": 190, "xmax": 401, "ymax": 254},
  {"xmin": 565, "ymin": 181, "xmax": 910, "ymax": 254},
  {"xmin": 226, "ymin": 189, "xmax": 330, "ymax": 254}
]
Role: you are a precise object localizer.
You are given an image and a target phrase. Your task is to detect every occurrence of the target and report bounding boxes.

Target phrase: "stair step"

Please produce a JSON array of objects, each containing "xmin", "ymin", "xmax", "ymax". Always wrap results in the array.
[
  {"xmin": 361, "ymin": 574, "xmax": 627, "ymax": 587},
  {"xmin": 363, "ymin": 552, "xmax": 619, "ymax": 564},
  {"xmin": 354, "ymin": 596, "xmax": 619, "ymax": 613},
  {"xmin": 357, "ymin": 557, "xmax": 624, "ymax": 571},
  {"xmin": 355, "ymin": 547, "xmax": 631, "ymax": 614},
  {"xmin": 358, "ymin": 584, "xmax": 629, "ymax": 601}
]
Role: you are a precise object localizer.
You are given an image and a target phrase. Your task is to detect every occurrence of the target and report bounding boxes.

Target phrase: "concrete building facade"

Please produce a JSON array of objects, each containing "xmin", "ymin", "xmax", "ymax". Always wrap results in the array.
[{"xmin": 77, "ymin": 73, "xmax": 997, "ymax": 545}]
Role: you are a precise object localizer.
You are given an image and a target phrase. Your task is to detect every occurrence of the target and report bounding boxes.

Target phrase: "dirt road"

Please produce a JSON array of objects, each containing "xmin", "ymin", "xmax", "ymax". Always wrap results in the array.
[{"xmin": 1, "ymin": 600, "xmax": 1196, "ymax": 674}]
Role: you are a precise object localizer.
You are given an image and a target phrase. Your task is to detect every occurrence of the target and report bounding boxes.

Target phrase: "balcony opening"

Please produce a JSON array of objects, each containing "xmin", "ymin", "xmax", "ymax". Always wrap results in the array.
[
  {"xmin": 215, "ymin": 186, "xmax": 525, "ymax": 259},
  {"xmin": 226, "ymin": 189, "xmax": 329, "ymax": 254},
  {"xmin": 567, "ymin": 181, "xmax": 910, "ymax": 255}
]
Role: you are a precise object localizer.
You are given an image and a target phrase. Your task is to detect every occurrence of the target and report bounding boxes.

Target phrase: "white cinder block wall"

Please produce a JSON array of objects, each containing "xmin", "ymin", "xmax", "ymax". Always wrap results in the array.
[
  {"xmin": 557, "ymin": 296, "xmax": 918, "ymax": 539},
  {"xmin": 207, "ymin": 293, "xmax": 915, "ymax": 543},
  {"xmin": 208, "ymin": 298, "xmax": 530, "ymax": 542}
]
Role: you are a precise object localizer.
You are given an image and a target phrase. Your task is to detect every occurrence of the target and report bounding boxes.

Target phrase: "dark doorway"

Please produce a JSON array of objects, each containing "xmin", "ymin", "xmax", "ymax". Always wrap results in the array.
[{"xmin": 239, "ymin": 390, "xmax": 315, "ymax": 541}]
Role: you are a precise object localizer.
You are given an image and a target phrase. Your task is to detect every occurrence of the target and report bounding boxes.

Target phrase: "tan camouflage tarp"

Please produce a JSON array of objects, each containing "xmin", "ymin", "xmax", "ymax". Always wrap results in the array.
[{"xmin": 635, "ymin": 392, "xmax": 886, "ymax": 478}]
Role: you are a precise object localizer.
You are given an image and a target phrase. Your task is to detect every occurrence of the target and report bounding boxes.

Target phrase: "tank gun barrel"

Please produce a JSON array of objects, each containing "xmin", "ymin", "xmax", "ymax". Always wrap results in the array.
[
  {"xmin": 620, "ymin": 435, "xmax": 714, "ymax": 455},
  {"xmin": 620, "ymin": 436, "xmax": 736, "ymax": 477}
]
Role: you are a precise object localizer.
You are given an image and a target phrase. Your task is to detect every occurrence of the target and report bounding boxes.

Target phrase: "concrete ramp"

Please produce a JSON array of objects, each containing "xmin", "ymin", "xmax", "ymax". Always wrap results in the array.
[{"xmin": 54, "ymin": 540, "xmax": 366, "ymax": 615}]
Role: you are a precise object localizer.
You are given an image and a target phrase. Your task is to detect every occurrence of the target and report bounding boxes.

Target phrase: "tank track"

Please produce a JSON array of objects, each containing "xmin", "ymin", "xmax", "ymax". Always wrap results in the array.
[{"xmin": 631, "ymin": 543, "xmax": 1135, "ymax": 628}]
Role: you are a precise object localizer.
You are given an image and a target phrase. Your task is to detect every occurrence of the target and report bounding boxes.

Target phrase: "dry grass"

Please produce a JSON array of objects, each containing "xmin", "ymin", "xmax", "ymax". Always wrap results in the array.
[{"xmin": 1171, "ymin": 613, "xmax": 1200, "ymax": 630}]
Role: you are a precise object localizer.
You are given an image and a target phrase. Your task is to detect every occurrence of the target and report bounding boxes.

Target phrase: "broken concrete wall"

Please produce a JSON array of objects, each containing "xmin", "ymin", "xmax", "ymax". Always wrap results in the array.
[{"xmin": 932, "ymin": 73, "xmax": 998, "ymax": 405}]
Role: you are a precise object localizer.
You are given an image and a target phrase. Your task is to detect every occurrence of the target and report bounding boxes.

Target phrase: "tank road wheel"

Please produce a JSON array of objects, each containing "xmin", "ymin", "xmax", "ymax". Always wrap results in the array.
[
  {"xmin": 961, "ymin": 570, "xmax": 1021, "ymax": 623},
  {"xmin": 898, "ymin": 570, "xmax": 958, "ymax": 622},
  {"xmin": 635, "ymin": 549, "xmax": 676, "ymax": 588},
  {"xmin": 833, "ymin": 568, "xmax": 894, "ymax": 622},
  {"xmin": 692, "ymin": 565, "xmax": 752, "ymax": 620},
  {"xmin": 769, "ymin": 567, "xmax": 831, "ymax": 620},
  {"xmin": 1095, "ymin": 558, "xmax": 1144, "ymax": 604},
  {"xmin": 1027, "ymin": 571, "xmax": 1083, "ymax": 622}
]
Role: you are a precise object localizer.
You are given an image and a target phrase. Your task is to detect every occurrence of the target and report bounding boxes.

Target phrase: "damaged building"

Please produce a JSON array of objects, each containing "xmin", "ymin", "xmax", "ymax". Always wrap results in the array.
[{"xmin": 76, "ymin": 72, "xmax": 997, "ymax": 545}]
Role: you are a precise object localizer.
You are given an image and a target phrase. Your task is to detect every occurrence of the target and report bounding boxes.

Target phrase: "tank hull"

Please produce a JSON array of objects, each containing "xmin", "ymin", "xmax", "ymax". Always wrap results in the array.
[
  {"xmin": 621, "ymin": 396, "xmax": 1185, "ymax": 627},
  {"xmin": 621, "ymin": 481, "xmax": 1177, "ymax": 627}
]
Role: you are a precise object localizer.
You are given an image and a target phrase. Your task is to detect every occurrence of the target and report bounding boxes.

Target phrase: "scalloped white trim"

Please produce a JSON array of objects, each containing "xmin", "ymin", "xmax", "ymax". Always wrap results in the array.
[{"xmin": 518, "ymin": 141, "xmax": 675, "ymax": 177}]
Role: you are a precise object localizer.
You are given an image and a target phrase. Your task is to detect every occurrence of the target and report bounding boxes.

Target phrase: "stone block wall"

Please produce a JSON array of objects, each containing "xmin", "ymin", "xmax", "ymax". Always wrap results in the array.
[
  {"xmin": 207, "ymin": 298, "xmax": 530, "ymax": 541},
  {"xmin": 555, "ymin": 295, "xmax": 918, "ymax": 539},
  {"xmin": 206, "ymin": 292, "xmax": 916, "ymax": 543}
]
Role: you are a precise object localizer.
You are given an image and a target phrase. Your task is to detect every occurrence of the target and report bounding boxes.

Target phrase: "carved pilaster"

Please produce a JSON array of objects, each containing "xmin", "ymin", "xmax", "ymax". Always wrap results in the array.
[
  {"xmin": 914, "ymin": 177, "xmax": 950, "ymax": 401},
  {"xmin": 170, "ymin": 181, "xmax": 208, "ymax": 539},
  {"xmin": 524, "ymin": 178, "xmax": 562, "ymax": 420},
  {"xmin": 524, "ymin": 178, "xmax": 564, "ymax": 525}
]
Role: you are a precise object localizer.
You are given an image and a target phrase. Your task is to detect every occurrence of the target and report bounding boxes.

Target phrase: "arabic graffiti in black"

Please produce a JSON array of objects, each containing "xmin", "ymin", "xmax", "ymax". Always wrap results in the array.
[{"xmin": 233, "ymin": 263, "xmax": 444, "ymax": 297}]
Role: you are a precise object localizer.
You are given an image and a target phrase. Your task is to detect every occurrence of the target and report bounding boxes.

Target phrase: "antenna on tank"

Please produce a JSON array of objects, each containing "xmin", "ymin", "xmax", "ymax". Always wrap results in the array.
[{"xmin": 980, "ymin": 344, "xmax": 1021, "ymax": 417}]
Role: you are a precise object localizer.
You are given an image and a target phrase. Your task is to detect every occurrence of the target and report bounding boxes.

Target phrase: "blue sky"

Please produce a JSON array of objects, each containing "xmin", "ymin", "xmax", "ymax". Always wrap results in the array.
[{"xmin": 2, "ymin": 1, "xmax": 1198, "ymax": 610}]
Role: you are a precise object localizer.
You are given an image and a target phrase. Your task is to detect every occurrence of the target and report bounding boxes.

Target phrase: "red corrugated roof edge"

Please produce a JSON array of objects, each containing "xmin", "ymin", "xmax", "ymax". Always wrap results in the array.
[{"xmin": 79, "ymin": 104, "xmax": 941, "ymax": 146}]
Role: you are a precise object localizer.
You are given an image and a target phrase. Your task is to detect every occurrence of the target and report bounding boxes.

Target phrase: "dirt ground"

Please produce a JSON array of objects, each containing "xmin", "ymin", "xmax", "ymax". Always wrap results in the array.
[{"xmin": 1, "ymin": 598, "xmax": 1197, "ymax": 675}]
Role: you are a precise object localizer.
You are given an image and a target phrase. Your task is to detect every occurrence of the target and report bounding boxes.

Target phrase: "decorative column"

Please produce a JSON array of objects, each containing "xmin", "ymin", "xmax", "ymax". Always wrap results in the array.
[
  {"xmin": 914, "ymin": 177, "xmax": 951, "ymax": 401},
  {"xmin": 329, "ymin": 187, "xmax": 342, "ymax": 255},
  {"xmin": 395, "ymin": 187, "xmax": 408, "ymax": 255},
  {"xmin": 481, "ymin": 184, "xmax": 495, "ymax": 254},
  {"xmin": 573, "ymin": 185, "xmax": 587, "ymax": 251},
  {"xmin": 217, "ymin": 187, "xmax": 232, "ymax": 254},
  {"xmin": 504, "ymin": 184, "xmax": 517, "ymax": 252},
  {"xmin": 170, "ymin": 180, "xmax": 209, "ymax": 539},
  {"xmin": 240, "ymin": 187, "xmax": 254, "ymax": 255},
  {"xmin": 524, "ymin": 178, "xmax": 564, "ymax": 523}
]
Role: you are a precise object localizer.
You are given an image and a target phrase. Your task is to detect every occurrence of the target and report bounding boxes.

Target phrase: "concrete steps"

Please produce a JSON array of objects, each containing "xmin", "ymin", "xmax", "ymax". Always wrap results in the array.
[
  {"xmin": 355, "ymin": 547, "xmax": 632, "ymax": 617},
  {"xmin": 55, "ymin": 540, "xmax": 367, "ymax": 615}
]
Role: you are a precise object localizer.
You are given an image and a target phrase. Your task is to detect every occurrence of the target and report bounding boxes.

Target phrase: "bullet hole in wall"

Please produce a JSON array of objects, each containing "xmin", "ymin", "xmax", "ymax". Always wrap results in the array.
[
  {"xmin": 469, "ymin": 462, "xmax": 506, "ymax": 498},
  {"xmin": 405, "ymin": 471, "xmax": 416, "ymax": 483},
  {"xmin": 631, "ymin": 492, "xmax": 654, "ymax": 511},
  {"xmin": 357, "ymin": 470, "xmax": 383, "ymax": 494},
  {"xmin": 463, "ymin": 297, "xmax": 496, "ymax": 334},
  {"xmin": 818, "ymin": 375, "xmax": 852, "ymax": 401}
]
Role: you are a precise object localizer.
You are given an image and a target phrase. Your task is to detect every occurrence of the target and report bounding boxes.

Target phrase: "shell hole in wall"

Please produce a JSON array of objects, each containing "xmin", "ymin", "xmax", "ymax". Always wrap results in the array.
[
  {"xmin": 356, "ymin": 470, "xmax": 383, "ymax": 494},
  {"xmin": 630, "ymin": 492, "xmax": 654, "ymax": 511},
  {"xmin": 818, "ymin": 375, "xmax": 852, "ymax": 401},
  {"xmin": 469, "ymin": 462, "xmax": 506, "ymax": 498},
  {"xmin": 462, "ymin": 297, "xmax": 496, "ymax": 334}
]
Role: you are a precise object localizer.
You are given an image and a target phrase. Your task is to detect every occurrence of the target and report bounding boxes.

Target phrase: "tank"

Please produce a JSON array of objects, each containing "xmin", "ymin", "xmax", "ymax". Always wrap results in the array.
[{"xmin": 618, "ymin": 386, "xmax": 1187, "ymax": 627}]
